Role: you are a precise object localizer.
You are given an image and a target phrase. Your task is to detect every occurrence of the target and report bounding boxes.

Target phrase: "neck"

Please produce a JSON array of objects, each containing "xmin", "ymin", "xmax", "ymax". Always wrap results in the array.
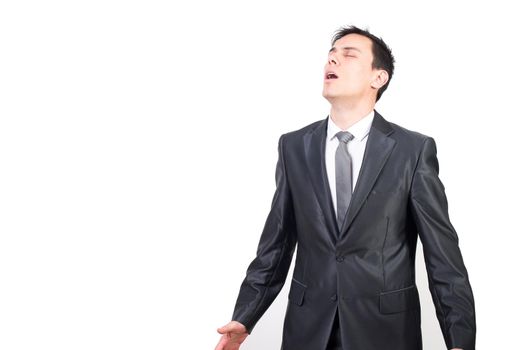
[{"xmin": 329, "ymin": 99, "xmax": 375, "ymax": 130}]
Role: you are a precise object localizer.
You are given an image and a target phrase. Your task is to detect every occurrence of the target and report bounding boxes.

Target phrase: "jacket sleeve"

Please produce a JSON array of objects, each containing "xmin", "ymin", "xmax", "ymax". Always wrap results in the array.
[
  {"xmin": 409, "ymin": 137, "xmax": 476, "ymax": 350},
  {"xmin": 231, "ymin": 134, "xmax": 298, "ymax": 334}
]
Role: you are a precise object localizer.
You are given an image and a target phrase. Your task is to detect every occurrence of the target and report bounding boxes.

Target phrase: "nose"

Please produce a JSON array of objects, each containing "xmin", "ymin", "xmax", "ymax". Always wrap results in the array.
[{"xmin": 327, "ymin": 52, "xmax": 338, "ymax": 65}]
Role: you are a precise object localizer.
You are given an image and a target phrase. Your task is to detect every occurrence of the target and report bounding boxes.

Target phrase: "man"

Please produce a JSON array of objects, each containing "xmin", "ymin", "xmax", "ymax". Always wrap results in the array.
[{"xmin": 215, "ymin": 25, "xmax": 476, "ymax": 350}]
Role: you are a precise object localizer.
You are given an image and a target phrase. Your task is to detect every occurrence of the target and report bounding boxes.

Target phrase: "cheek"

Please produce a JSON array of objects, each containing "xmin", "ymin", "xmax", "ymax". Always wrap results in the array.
[
  {"xmin": 341, "ymin": 73, "xmax": 366, "ymax": 89},
  {"xmin": 356, "ymin": 71, "xmax": 374, "ymax": 89},
  {"xmin": 343, "ymin": 66, "xmax": 367, "ymax": 81}
]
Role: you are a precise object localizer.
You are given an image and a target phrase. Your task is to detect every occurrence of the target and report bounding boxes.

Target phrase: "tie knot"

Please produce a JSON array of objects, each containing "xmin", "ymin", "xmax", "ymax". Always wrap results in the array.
[{"xmin": 335, "ymin": 131, "xmax": 355, "ymax": 144}]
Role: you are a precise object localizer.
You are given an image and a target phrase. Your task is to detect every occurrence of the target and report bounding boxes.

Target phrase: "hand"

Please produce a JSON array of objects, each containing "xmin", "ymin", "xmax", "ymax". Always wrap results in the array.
[{"xmin": 215, "ymin": 321, "xmax": 249, "ymax": 350}]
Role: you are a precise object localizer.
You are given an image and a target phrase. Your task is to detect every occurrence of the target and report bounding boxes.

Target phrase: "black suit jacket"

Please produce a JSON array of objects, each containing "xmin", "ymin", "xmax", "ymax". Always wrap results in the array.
[{"xmin": 231, "ymin": 110, "xmax": 476, "ymax": 350}]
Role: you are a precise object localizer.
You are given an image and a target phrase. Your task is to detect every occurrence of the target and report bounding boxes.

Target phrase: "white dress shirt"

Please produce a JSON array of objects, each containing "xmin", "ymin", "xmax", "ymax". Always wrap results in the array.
[{"xmin": 325, "ymin": 109, "xmax": 375, "ymax": 217}]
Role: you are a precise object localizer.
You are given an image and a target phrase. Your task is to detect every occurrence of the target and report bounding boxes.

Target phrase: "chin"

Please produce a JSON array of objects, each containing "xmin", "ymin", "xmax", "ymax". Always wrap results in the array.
[
  {"xmin": 322, "ymin": 89, "xmax": 335, "ymax": 98},
  {"xmin": 322, "ymin": 90, "xmax": 341, "ymax": 100}
]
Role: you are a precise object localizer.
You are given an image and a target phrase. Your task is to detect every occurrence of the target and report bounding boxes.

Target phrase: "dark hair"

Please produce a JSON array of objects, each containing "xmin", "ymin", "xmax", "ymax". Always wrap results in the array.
[{"xmin": 331, "ymin": 25, "xmax": 395, "ymax": 102}]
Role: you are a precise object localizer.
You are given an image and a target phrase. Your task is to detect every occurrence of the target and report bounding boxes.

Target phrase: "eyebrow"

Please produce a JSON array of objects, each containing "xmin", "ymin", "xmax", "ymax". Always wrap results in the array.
[{"xmin": 329, "ymin": 46, "xmax": 362, "ymax": 54}]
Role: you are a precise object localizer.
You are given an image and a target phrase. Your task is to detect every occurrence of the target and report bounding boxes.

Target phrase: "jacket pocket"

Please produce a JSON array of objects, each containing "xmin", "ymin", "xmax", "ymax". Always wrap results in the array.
[
  {"xmin": 379, "ymin": 284, "xmax": 419, "ymax": 314},
  {"xmin": 288, "ymin": 278, "xmax": 307, "ymax": 306}
]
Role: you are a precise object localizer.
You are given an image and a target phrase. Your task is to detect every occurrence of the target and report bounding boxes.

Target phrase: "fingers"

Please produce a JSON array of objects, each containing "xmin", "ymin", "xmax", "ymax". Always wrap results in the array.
[
  {"xmin": 216, "ymin": 321, "xmax": 247, "ymax": 350},
  {"xmin": 217, "ymin": 321, "xmax": 244, "ymax": 334},
  {"xmin": 215, "ymin": 334, "xmax": 242, "ymax": 350},
  {"xmin": 217, "ymin": 324, "xmax": 232, "ymax": 334},
  {"xmin": 214, "ymin": 335, "xmax": 228, "ymax": 350}
]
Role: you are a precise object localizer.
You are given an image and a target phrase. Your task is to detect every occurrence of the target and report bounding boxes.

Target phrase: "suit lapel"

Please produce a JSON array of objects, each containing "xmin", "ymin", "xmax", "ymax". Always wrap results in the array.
[
  {"xmin": 303, "ymin": 117, "xmax": 339, "ymax": 240},
  {"xmin": 339, "ymin": 110, "xmax": 396, "ymax": 236},
  {"xmin": 303, "ymin": 110, "xmax": 397, "ymax": 242}
]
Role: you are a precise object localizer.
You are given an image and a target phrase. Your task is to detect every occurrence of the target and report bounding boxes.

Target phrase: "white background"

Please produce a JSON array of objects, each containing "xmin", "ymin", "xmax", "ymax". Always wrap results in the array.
[{"xmin": 1, "ymin": 1, "xmax": 523, "ymax": 349}]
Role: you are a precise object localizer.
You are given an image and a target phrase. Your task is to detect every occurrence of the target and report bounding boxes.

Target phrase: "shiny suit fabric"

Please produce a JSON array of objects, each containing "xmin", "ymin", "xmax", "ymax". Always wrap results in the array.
[{"xmin": 231, "ymin": 111, "xmax": 476, "ymax": 350}]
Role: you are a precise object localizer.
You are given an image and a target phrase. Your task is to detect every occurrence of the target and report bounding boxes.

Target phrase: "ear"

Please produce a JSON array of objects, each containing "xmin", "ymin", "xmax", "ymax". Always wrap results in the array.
[{"xmin": 371, "ymin": 70, "xmax": 389, "ymax": 90}]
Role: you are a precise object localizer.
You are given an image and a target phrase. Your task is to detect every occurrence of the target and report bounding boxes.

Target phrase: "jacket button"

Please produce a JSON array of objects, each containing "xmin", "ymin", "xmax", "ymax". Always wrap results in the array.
[
  {"xmin": 336, "ymin": 255, "xmax": 345, "ymax": 262},
  {"xmin": 330, "ymin": 294, "xmax": 338, "ymax": 301}
]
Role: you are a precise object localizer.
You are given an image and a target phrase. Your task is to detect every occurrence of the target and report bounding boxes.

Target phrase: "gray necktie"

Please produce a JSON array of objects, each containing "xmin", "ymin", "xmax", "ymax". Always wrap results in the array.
[{"xmin": 335, "ymin": 131, "xmax": 355, "ymax": 230}]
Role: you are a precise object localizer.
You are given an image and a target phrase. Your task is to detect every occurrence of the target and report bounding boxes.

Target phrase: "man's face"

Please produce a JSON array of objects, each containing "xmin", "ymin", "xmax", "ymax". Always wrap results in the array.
[{"xmin": 322, "ymin": 34, "xmax": 379, "ymax": 103}]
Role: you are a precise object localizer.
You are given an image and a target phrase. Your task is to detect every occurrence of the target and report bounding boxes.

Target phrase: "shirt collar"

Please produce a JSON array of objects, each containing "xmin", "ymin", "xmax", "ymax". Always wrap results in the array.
[{"xmin": 327, "ymin": 109, "xmax": 375, "ymax": 142}]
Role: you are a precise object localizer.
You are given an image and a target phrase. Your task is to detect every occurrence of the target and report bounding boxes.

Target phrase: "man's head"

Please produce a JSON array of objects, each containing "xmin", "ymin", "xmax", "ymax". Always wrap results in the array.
[{"xmin": 322, "ymin": 25, "xmax": 395, "ymax": 104}]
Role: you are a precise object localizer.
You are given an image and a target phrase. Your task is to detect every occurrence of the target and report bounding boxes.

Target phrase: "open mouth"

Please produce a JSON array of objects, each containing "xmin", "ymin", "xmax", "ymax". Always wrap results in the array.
[{"xmin": 325, "ymin": 72, "xmax": 338, "ymax": 80}]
